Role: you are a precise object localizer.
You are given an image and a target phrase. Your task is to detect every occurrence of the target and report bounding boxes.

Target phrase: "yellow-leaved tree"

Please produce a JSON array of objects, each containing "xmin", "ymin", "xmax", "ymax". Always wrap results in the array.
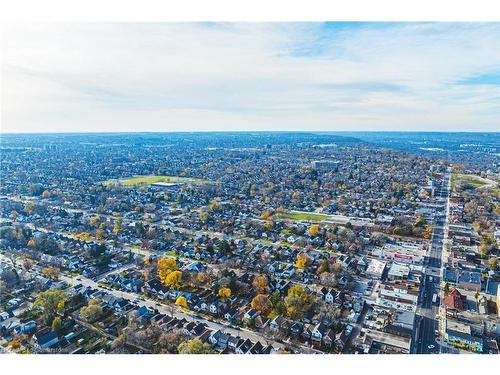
[
  {"xmin": 175, "ymin": 296, "xmax": 188, "ymax": 309},
  {"xmin": 158, "ymin": 257, "xmax": 178, "ymax": 284},
  {"xmin": 252, "ymin": 275, "xmax": 269, "ymax": 294},
  {"xmin": 309, "ymin": 224, "xmax": 319, "ymax": 236},
  {"xmin": 218, "ymin": 287, "xmax": 231, "ymax": 300},
  {"xmin": 295, "ymin": 253, "xmax": 310, "ymax": 270},
  {"xmin": 165, "ymin": 270, "xmax": 183, "ymax": 289}
]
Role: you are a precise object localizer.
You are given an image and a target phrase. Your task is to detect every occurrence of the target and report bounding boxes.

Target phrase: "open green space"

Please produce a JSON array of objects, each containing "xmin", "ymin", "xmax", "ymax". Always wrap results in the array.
[
  {"xmin": 105, "ymin": 175, "xmax": 208, "ymax": 187},
  {"xmin": 275, "ymin": 210, "xmax": 329, "ymax": 222},
  {"xmin": 451, "ymin": 173, "xmax": 489, "ymax": 190}
]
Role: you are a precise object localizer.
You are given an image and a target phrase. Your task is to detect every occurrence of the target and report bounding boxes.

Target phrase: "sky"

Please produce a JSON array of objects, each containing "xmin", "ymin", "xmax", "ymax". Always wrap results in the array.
[{"xmin": 1, "ymin": 22, "xmax": 499, "ymax": 133}]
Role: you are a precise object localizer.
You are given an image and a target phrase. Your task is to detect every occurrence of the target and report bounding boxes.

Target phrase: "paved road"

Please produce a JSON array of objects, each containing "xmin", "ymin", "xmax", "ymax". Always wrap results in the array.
[
  {"xmin": 58, "ymin": 272, "xmax": 324, "ymax": 353},
  {"xmin": 414, "ymin": 170, "xmax": 450, "ymax": 354}
]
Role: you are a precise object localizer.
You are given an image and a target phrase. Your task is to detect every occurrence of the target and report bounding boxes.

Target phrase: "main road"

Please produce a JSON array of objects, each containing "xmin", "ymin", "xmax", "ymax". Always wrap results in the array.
[{"xmin": 414, "ymin": 168, "xmax": 451, "ymax": 354}]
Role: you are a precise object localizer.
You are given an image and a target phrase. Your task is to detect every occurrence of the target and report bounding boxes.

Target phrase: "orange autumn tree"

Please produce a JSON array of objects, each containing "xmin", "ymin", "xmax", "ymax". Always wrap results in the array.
[
  {"xmin": 251, "ymin": 294, "xmax": 273, "ymax": 315},
  {"xmin": 252, "ymin": 275, "xmax": 269, "ymax": 294}
]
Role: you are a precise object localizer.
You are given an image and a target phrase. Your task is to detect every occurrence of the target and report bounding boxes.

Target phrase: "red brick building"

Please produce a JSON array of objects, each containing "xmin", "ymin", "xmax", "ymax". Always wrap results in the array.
[{"xmin": 444, "ymin": 289, "xmax": 466, "ymax": 311}]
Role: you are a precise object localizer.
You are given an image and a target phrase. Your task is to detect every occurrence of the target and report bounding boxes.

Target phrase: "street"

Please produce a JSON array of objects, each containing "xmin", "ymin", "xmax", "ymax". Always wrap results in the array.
[{"xmin": 414, "ymin": 169, "xmax": 451, "ymax": 354}]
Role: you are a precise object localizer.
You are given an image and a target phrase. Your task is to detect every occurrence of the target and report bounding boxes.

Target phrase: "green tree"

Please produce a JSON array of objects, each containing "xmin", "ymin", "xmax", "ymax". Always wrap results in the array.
[
  {"xmin": 34, "ymin": 289, "xmax": 68, "ymax": 324},
  {"xmin": 444, "ymin": 282, "xmax": 450, "ymax": 295},
  {"xmin": 177, "ymin": 338, "xmax": 214, "ymax": 354},
  {"xmin": 51, "ymin": 316, "xmax": 62, "ymax": 332},
  {"xmin": 284, "ymin": 285, "xmax": 310, "ymax": 320},
  {"xmin": 80, "ymin": 304, "xmax": 103, "ymax": 322}
]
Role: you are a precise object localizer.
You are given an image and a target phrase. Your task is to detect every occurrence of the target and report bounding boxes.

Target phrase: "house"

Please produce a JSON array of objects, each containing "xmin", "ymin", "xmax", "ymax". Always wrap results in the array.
[
  {"xmin": 458, "ymin": 271, "xmax": 481, "ymax": 292},
  {"xmin": 254, "ymin": 315, "xmax": 269, "ymax": 329},
  {"xmin": 236, "ymin": 338, "xmax": 253, "ymax": 354},
  {"xmin": 323, "ymin": 328, "xmax": 336, "ymax": 347},
  {"xmin": 224, "ymin": 308, "xmax": 240, "ymax": 322},
  {"xmin": 248, "ymin": 341, "xmax": 264, "ymax": 354},
  {"xmin": 312, "ymin": 322, "xmax": 328, "ymax": 343},
  {"xmin": 227, "ymin": 336, "xmax": 243, "ymax": 351},
  {"xmin": 209, "ymin": 300, "xmax": 228, "ymax": 316},
  {"xmin": 244, "ymin": 308, "xmax": 260, "ymax": 322},
  {"xmin": 290, "ymin": 321, "xmax": 304, "ymax": 336},
  {"xmin": 269, "ymin": 315, "xmax": 285, "ymax": 331},
  {"xmin": 33, "ymin": 330, "xmax": 60, "ymax": 349},
  {"xmin": 209, "ymin": 330, "xmax": 230, "ymax": 349},
  {"xmin": 0, "ymin": 317, "xmax": 20, "ymax": 335},
  {"xmin": 444, "ymin": 289, "xmax": 466, "ymax": 311},
  {"xmin": 14, "ymin": 320, "xmax": 37, "ymax": 335}
]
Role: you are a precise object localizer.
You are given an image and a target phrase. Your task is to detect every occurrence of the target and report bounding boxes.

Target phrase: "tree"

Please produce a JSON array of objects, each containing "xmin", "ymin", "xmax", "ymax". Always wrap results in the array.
[
  {"xmin": 165, "ymin": 270, "xmax": 183, "ymax": 289},
  {"xmin": 284, "ymin": 285, "xmax": 310, "ymax": 320},
  {"xmin": 9, "ymin": 210, "xmax": 18, "ymax": 221},
  {"xmin": 113, "ymin": 218, "xmax": 123, "ymax": 234},
  {"xmin": 295, "ymin": 253, "xmax": 310, "ymax": 270},
  {"xmin": 260, "ymin": 210, "xmax": 273, "ymax": 220},
  {"xmin": 155, "ymin": 330, "xmax": 190, "ymax": 354},
  {"xmin": 197, "ymin": 272, "xmax": 209, "ymax": 285},
  {"xmin": 199, "ymin": 211, "xmax": 209, "ymax": 223},
  {"xmin": 24, "ymin": 201, "xmax": 34, "ymax": 215},
  {"xmin": 157, "ymin": 257, "xmax": 178, "ymax": 284},
  {"xmin": 474, "ymin": 291, "xmax": 481, "ymax": 311},
  {"xmin": 175, "ymin": 296, "xmax": 188, "ymax": 309},
  {"xmin": 42, "ymin": 267, "xmax": 59, "ymax": 280},
  {"xmin": 479, "ymin": 243, "xmax": 490, "ymax": 258},
  {"xmin": 34, "ymin": 289, "xmax": 68, "ymax": 324},
  {"xmin": 51, "ymin": 316, "xmax": 62, "ymax": 332},
  {"xmin": 487, "ymin": 257, "xmax": 499, "ymax": 271},
  {"xmin": 309, "ymin": 224, "xmax": 319, "ymax": 236},
  {"xmin": 317, "ymin": 259, "xmax": 330, "ymax": 274},
  {"xmin": 444, "ymin": 282, "xmax": 450, "ymax": 295},
  {"xmin": 251, "ymin": 294, "xmax": 273, "ymax": 315},
  {"xmin": 89, "ymin": 215, "xmax": 101, "ymax": 227},
  {"xmin": 252, "ymin": 275, "xmax": 269, "ymax": 294},
  {"xmin": 218, "ymin": 287, "xmax": 232, "ymax": 299},
  {"xmin": 415, "ymin": 216, "xmax": 425, "ymax": 227},
  {"xmin": 177, "ymin": 339, "xmax": 214, "ymax": 354},
  {"xmin": 42, "ymin": 190, "xmax": 51, "ymax": 199},
  {"xmin": 80, "ymin": 303, "xmax": 103, "ymax": 322}
]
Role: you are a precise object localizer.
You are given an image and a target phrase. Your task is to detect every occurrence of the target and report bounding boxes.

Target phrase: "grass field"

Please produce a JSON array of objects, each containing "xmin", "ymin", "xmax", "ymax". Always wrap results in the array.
[
  {"xmin": 451, "ymin": 173, "xmax": 489, "ymax": 190},
  {"xmin": 106, "ymin": 175, "xmax": 208, "ymax": 187},
  {"xmin": 275, "ymin": 210, "xmax": 329, "ymax": 222},
  {"xmin": 490, "ymin": 188, "xmax": 500, "ymax": 199}
]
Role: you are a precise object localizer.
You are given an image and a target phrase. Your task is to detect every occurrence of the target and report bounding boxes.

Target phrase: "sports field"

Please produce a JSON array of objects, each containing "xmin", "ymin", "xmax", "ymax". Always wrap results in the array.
[{"xmin": 105, "ymin": 175, "xmax": 208, "ymax": 187}]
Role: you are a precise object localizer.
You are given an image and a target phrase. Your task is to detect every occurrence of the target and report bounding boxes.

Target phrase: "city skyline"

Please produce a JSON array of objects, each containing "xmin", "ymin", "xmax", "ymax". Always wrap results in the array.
[{"xmin": 2, "ymin": 22, "xmax": 499, "ymax": 134}]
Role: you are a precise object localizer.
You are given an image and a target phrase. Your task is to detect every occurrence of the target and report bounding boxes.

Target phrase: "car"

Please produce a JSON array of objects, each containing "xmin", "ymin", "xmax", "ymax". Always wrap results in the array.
[{"xmin": 428, "ymin": 344, "xmax": 435, "ymax": 349}]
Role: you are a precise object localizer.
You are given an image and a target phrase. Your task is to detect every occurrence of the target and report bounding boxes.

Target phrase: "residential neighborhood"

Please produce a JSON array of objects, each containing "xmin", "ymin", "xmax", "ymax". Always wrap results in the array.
[{"xmin": 1, "ymin": 132, "xmax": 498, "ymax": 354}]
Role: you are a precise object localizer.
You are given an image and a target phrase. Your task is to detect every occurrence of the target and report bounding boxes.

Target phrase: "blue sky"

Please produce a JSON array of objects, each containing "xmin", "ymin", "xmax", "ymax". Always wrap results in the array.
[{"xmin": 2, "ymin": 22, "xmax": 499, "ymax": 133}]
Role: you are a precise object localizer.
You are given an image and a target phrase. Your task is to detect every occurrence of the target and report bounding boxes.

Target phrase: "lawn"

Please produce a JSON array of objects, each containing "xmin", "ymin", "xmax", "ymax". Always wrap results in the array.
[
  {"xmin": 105, "ymin": 175, "xmax": 208, "ymax": 187},
  {"xmin": 451, "ymin": 173, "xmax": 489, "ymax": 190},
  {"xmin": 490, "ymin": 187, "xmax": 500, "ymax": 199},
  {"xmin": 275, "ymin": 210, "xmax": 329, "ymax": 222}
]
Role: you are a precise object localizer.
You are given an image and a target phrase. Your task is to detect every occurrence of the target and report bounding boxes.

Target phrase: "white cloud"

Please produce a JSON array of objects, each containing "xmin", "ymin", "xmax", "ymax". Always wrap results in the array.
[{"xmin": 1, "ymin": 22, "xmax": 499, "ymax": 133}]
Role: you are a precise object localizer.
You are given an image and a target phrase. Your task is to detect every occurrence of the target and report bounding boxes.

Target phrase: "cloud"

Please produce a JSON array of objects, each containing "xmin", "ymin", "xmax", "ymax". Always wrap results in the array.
[{"xmin": 1, "ymin": 22, "xmax": 499, "ymax": 133}]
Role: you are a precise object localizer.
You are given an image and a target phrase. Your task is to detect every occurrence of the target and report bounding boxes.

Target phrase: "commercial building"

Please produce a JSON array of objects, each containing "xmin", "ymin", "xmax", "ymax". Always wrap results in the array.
[
  {"xmin": 366, "ymin": 259, "xmax": 387, "ymax": 279},
  {"xmin": 445, "ymin": 320, "xmax": 483, "ymax": 353}
]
